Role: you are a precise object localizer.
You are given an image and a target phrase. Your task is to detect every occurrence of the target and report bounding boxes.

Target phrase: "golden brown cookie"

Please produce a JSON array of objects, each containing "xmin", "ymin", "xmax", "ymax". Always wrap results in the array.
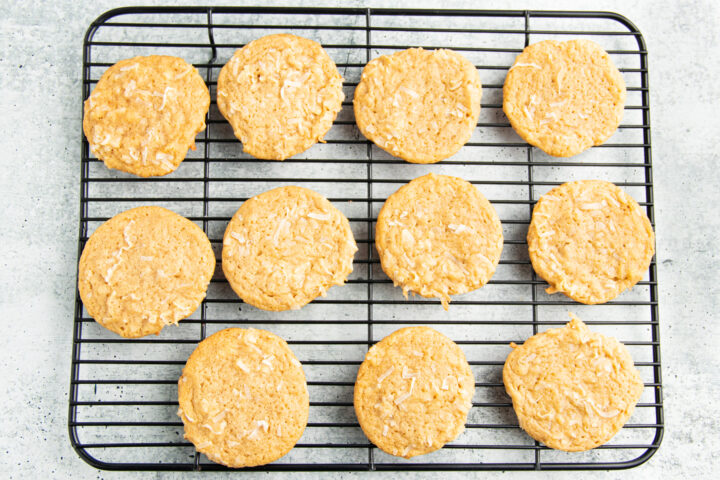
[
  {"xmin": 354, "ymin": 326, "xmax": 475, "ymax": 458},
  {"xmin": 178, "ymin": 328, "xmax": 309, "ymax": 467},
  {"xmin": 83, "ymin": 55, "xmax": 210, "ymax": 176},
  {"xmin": 375, "ymin": 173, "xmax": 503, "ymax": 309},
  {"xmin": 503, "ymin": 314, "xmax": 644, "ymax": 451},
  {"xmin": 78, "ymin": 206, "xmax": 215, "ymax": 338},
  {"xmin": 353, "ymin": 48, "xmax": 482, "ymax": 163},
  {"xmin": 527, "ymin": 180, "xmax": 654, "ymax": 304},
  {"xmin": 217, "ymin": 34, "xmax": 345, "ymax": 160},
  {"xmin": 222, "ymin": 186, "xmax": 357, "ymax": 311},
  {"xmin": 503, "ymin": 40, "xmax": 626, "ymax": 157}
]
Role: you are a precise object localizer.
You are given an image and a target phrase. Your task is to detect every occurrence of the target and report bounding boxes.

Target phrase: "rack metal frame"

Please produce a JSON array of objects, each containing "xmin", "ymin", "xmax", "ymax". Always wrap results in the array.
[{"xmin": 69, "ymin": 6, "xmax": 663, "ymax": 471}]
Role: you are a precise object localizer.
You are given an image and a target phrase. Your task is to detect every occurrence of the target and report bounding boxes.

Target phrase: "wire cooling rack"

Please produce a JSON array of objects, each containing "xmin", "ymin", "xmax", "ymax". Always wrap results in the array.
[{"xmin": 69, "ymin": 6, "xmax": 663, "ymax": 472}]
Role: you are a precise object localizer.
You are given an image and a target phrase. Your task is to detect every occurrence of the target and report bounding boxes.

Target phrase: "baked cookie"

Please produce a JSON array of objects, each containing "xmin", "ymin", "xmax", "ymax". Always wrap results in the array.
[
  {"xmin": 503, "ymin": 40, "xmax": 626, "ymax": 157},
  {"xmin": 375, "ymin": 173, "xmax": 503, "ymax": 309},
  {"xmin": 222, "ymin": 186, "xmax": 357, "ymax": 311},
  {"xmin": 354, "ymin": 326, "xmax": 475, "ymax": 458},
  {"xmin": 503, "ymin": 314, "xmax": 644, "ymax": 451},
  {"xmin": 83, "ymin": 55, "xmax": 210, "ymax": 176},
  {"xmin": 78, "ymin": 206, "xmax": 215, "ymax": 338},
  {"xmin": 354, "ymin": 48, "xmax": 482, "ymax": 163},
  {"xmin": 178, "ymin": 328, "xmax": 309, "ymax": 467},
  {"xmin": 217, "ymin": 34, "xmax": 344, "ymax": 160},
  {"xmin": 527, "ymin": 180, "xmax": 654, "ymax": 304}
]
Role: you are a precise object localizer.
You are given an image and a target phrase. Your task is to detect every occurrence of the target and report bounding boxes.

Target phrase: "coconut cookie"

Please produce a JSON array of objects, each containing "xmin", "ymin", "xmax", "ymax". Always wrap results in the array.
[
  {"xmin": 375, "ymin": 173, "xmax": 503, "ymax": 309},
  {"xmin": 178, "ymin": 328, "xmax": 309, "ymax": 467},
  {"xmin": 528, "ymin": 180, "xmax": 654, "ymax": 304},
  {"xmin": 353, "ymin": 48, "xmax": 482, "ymax": 163},
  {"xmin": 217, "ymin": 34, "xmax": 344, "ymax": 160},
  {"xmin": 503, "ymin": 314, "xmax": 644, "ymax": 451},
  {"xmin": 83, "ymin": 55, "xmax": 210, "ymax": 176},
  {"xmin": 503, "ymin": 40, "xmax": 626, "ymax": 157},
  {"xmin": 354, "ymin": 327, "xmax": 475, "ymax": 458},
  {"xmin": 222, "ymin": 186, "xmax": 357, "ymax": 311},
  {"xmin": 78, "ymin": 206, "xmax": 215, "ymax": 338}
]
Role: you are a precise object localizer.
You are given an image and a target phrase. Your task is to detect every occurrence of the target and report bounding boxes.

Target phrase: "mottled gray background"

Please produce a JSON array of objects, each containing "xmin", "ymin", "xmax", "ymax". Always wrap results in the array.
[{"xmin": 1, "ymin": 0, "xmax": 718, "ymax": 478}]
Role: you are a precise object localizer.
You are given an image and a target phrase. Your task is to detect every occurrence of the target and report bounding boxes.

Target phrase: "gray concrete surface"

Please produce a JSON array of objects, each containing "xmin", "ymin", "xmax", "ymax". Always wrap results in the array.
[{"xmin": 1, "ymin": 0, "xmax": 718, "ymax": 478}]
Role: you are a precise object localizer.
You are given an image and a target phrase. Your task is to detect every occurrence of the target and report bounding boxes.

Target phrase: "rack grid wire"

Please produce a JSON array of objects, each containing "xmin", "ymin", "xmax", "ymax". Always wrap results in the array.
[{"xmin": 69, "ymin": 6, "xmax": 663, "ymax": 472}]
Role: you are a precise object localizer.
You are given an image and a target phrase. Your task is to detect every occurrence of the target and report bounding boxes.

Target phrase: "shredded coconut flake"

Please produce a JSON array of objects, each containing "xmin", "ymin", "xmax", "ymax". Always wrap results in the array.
[
  {"xmin": 377, "ymin": 366, "xmax": 394, "ymax": 386},
  {"xmin": 261, "ymin": 355, "xmax": 275, "ymax": 370},
  {"xmin": 580, "ymin": 202, "xmax": 604, "ymax": 210},
  {"xmin": 556, "ymin": 68, "xmax": 565, "ymax": 92},
  {"xmin": 399, "ymin": 86, "xmax": 420, "ymax": 98},
  {"xmin": 155, "ymin": 152, "xmax": 174, "ymax": 169},
  {"xmin": 510, "ymin": 62, "xmax": 541, "ymax": 71},
  {"xmin": 123, "ymin": 80, "xmax": 137, "ymax": 97},
  {"xmin": 382, "ymin": 424, "xmax": 389, "ymax": 436},
  {"xmin": 307, "ymin": 212, "xmax": 331, "ymax": 221},
  {"xmin": 202, "ymin": 421, "xmax": 226, "ymax": 435},
  {"xmin": 441, "ymin": 376, "xmax": 455, "ymax": 391},
  {"xmin": 394, "ymin": 391, "xmax": 412, "ymax": 405},
  {"xmin": 174, "ymin": 67, "xmax": 192, "ymax": 79},
  {"xmin": 448, "ymin": 223, "xmax": 472, "ymax": 234},
  {"xmin": 475, "ymin": 252, "xmax": 493, "ymax": 268},
  {"xmin": 523, "ymin": 105, "xmax": 534, "ymax": 121},
  {"xmin": 158, "ymin": 86, "xmax": 175, "ymax": 111},
  {"xmin": 412, "ymin": 350, "xmax": 423, "ymax": 357},
  {"xmin": 539, "ymin": 230, "xmax": 555, "ymax": 238},
  {"xmin": 587, "ymin": 398, "xmax": 620, "ymax": 418},
  {"xmin": 236, "ymin": 358, "xmax": 250, "ymax": 372},
  {"xmin": 230, "ymin": 232, "xmax": 245, "ymax": 244},
  {"xmin": 402, "ymin": 366, "xmax": 418, "ymax": 379},
  {"xmin": 139, "ymin": 255, "xmax": 153, "ymax": 261},
  {"xmin": 257, "ymin": 420, "xmax": 269, "ymax": 432},
  {"xmin": 195, "ymin": 441, "xmax": 211, "ymax": 449},
  {"xmin": 448, "ymin": 79, "xmax": 463, "ymax": 91}
]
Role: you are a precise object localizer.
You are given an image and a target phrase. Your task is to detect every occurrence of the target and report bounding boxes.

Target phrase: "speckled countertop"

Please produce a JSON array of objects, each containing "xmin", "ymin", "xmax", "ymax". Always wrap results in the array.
[{"xmin": 1, "ymin": 0, "xmax": 718, "ymax": 478}]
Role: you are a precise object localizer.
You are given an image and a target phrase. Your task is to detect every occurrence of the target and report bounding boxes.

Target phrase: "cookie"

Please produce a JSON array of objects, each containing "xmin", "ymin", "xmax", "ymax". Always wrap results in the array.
[
  {"xmin": 353, "ymin": 48, "xmax": 482, "ymax": 163},
  {"xmin": 527, "ymin": 180, "xmax": 654, "ymax": 304},
  {"xmin": 503, "ymin": 40, "xmax": 626, "ymax": 157},
  {"xmin": 222, "ymin": 186, "xmax": 357, "ymax": 311},
  {"xmin": 503, "ymin": 314, "xmax": 644, "ymax": 451},
  {"xmin": 375, "ymin": 173, "xmax": 503, "ymax": 309},
  {"xmin": 83, "ymin": 55, "xmax": 210, "ymax": 176},
  {"xmin": 178, "ymin": 328, "xmax": 309, "ymax": 467},
  {"xmin": 217, "ymin": 34, "xmax": 345, "ymax": 160},
  {"xmin": 78, "ymin": 206, "xmax": 215, "ymax": 338},
  {"xmin": 354, "ymin": 326, "xmax": 475, "ymax": 458}
]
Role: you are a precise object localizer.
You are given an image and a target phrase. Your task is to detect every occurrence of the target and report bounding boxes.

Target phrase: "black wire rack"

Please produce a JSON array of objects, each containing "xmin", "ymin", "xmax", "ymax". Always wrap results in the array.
[{"xmin": 69, "ymin": 6, "xmax": 663, "ymax": 472}]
